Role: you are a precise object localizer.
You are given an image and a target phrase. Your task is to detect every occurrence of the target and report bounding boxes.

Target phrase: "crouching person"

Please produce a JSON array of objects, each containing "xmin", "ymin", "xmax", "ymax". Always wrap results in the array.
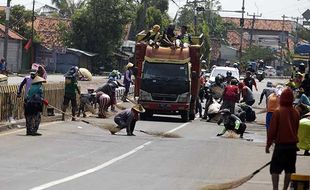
[
  {"xmin": 216, "ymin": 109, "xmax": 247, "ymax": 138},
  {"xmin": 25, "ymin": 76, "xmax": 47, "ymax": 136},
  {"xmin": 95, "ymin": 91, "xmax": 110, "ymax": 118},
  {"xmin": 109, "ymin": 104, "xmax": 145, "ymax": 136}
]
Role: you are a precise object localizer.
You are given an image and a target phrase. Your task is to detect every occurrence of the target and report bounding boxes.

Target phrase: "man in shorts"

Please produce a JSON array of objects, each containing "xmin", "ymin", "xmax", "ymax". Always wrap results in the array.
[{"xmin": 266, "ymin": 88, "xmax": 300, "ymax": 190}]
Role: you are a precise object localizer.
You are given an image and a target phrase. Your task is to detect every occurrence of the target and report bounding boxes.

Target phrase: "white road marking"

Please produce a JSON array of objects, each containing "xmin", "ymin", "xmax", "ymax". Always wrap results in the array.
[
  {"xmin": 28, "ymin": 121, "xmax": 190, "ymax": 189},
  {"xmin": 166, "ymin": 122, "xmax": 189, "ymax": 134},
  {"xmin": 29, "ymin": 141, "xmax": 152, "ymax": 190},
  {"xmin": 0, "ymin": 121, "xmax": 63, "ymax": 137}
]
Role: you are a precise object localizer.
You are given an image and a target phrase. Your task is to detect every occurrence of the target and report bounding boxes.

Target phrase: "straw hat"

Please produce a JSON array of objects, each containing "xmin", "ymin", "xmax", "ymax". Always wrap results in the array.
[
  {"xmin": 152, "ymin": 24, "xmax": 160, "ymax": 31},
  {"xmin": 32, "ymin": 76, "xmax": 46, "ymax": 84},
  {"xmin": 126, "ymin": 62, "xmax": 134, "ymax": 68},
  {"xmin": 132, "ymin": 104, "xmax": 145, "ymax": 113}
]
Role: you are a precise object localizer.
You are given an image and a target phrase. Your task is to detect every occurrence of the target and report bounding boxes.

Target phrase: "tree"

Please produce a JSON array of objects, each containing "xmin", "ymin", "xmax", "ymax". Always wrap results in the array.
[
  {"xmin": 0, "ymin": 5, "xmax": 37, "ymax": 40},
  {"xmin": 242, "ymin": 46, "xmax": 276, "ymax": 63},
  {"xmin": 52, "ymin": 0, "xmax": 86, "ymax": 18},
  {"xmin": 67, "ymin": 0, "xmax": 135, "ymax": 69}
]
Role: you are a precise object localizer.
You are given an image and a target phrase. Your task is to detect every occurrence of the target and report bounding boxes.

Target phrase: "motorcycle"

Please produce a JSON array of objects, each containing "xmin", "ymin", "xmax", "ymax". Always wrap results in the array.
[{"xmin": 256, "ymin": 69, "xmax": 265, "ymax": 82}]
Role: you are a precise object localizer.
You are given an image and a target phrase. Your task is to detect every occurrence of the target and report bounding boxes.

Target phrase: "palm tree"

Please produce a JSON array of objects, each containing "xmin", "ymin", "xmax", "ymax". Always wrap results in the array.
[{"xmin": 52, "ymin": 0, "xmax": 86, "ymax": 18}]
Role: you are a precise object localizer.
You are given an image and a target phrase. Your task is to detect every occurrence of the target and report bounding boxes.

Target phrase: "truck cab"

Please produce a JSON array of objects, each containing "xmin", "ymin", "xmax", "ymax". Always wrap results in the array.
[{"xmin": 134, "ymin": 32, "xmax": 204, "ymax": 122}]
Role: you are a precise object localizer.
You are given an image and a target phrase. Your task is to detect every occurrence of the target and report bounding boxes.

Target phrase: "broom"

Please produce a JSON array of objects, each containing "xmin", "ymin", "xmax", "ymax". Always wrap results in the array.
[{"xmin": 200, "ymin": 161, "xmax": 271, "ymax": 190}]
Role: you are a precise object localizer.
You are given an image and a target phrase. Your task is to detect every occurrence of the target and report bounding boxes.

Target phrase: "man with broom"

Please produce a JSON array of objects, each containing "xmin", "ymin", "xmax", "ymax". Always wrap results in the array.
[
  {"xmin": 266, "ymin": 87, "xmax": 300, "ymax": 190},
  {"xmin": 109, "ymin": 104, "xmax": 145, "ymax": 136}
]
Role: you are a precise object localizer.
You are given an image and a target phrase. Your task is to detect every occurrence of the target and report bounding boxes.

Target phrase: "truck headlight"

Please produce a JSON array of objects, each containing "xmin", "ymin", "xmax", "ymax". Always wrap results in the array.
[
  {"xmin": 178, "ymin": 92, "xmax": 191, "ymax": 103},
  {"xmin": 139, "ymin": 89, "xmax": 152, "ymax": 101}
]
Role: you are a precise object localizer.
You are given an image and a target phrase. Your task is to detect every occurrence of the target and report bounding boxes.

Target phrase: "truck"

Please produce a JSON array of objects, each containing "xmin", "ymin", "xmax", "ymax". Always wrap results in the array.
[{"xmin": 133, "ymin": 32, "xmax": 204, "ymax": 122}]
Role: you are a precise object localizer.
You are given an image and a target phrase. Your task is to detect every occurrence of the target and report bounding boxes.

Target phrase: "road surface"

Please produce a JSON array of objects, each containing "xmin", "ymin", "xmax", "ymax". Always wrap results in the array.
[{"xmin": 0, "ymin": 78, "xmax": 308, "ymax": 190}]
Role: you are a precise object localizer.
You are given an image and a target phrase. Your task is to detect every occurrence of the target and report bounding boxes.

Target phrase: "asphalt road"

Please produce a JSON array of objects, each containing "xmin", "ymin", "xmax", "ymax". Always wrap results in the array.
[{"xmin": 0, "ymin": 78, "xmax": 309, "ymax": 190}]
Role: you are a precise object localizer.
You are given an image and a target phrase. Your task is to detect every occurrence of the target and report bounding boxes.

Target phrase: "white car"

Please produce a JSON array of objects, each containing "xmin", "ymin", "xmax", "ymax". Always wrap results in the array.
[
  {"xmin": 264, "ymin": 66, "xmax": 277, "ymax": 77},
  {"xmin": 208, "ymin": 66, "xmax": 240, "ymax": 84}
]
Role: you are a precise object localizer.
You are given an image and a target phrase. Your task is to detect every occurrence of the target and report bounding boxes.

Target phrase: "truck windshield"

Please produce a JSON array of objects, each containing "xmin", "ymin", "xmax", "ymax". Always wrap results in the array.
[{"xmin": 142, "ymin": 61, "xmax": 188, "ymax": 80}]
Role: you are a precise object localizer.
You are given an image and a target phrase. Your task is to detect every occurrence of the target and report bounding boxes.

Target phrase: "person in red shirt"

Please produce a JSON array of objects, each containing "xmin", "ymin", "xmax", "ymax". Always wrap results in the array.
[
  {"xmin": 220, "ymin": 79, "xmax": 239, "ymax": 114},
  {"xmin": 266, "ymin": 88, "xmax": 300, "ymax": 190}
]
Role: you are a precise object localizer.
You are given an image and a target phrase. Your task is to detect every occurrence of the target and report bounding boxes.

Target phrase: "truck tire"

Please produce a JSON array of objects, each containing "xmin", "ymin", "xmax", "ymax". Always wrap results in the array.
[
  {"xmin": 189, "ymin": 113, "xmax": 195, "ymax": 120},
  {"xmin": 140, "ymin": 110, "xmax": 153, "ymax": 120},
  {"xmin": 181, "ymin": 111, "xmax": 189, "ymax": 122}
]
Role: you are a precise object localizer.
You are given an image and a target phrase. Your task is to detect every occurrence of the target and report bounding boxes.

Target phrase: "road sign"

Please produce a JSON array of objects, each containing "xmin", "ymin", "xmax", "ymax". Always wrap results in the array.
[
  {"xmin": 303, "ymin": 21, "xmax": 310, "ymax": 26},
  {"xmin": 302, "ymin": 9, "xmax": 310, "ymax": 20}
]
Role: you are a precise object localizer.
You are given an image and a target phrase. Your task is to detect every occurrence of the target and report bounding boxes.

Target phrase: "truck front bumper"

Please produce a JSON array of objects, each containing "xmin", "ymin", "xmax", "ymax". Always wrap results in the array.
[{"xmin": 139, "ymin": 101, "xmax": 190, "ymax": 112}]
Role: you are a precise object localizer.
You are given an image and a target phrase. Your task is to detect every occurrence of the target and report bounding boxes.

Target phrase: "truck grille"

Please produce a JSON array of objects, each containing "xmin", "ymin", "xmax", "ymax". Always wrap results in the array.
[{"xmin": 152, "ymin": 93, "xmax": 177, "ymax": 101}]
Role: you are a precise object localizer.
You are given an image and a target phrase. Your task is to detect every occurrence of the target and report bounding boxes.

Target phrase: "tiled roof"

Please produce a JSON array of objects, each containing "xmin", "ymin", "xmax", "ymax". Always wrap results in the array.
[
  {"xmin": 33, "ymin": 16, "xmax": 71, "ymax": 48},
  {"xmin": 223, "ymin": 17, "xmax": 296, "ymax": 33},
  {"xmin": 226, "ymin": 30, "xmax": 249, "ymax": 50},
  {"xmin": 0, "ymin": 24, "xmax": 25, "ymax": 40}
]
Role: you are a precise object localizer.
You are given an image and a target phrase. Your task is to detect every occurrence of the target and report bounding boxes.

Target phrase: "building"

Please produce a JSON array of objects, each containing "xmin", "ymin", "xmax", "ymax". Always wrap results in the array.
[{"xmin": 0, "ymin": 24, "xmax": 25, "ymax": 72}]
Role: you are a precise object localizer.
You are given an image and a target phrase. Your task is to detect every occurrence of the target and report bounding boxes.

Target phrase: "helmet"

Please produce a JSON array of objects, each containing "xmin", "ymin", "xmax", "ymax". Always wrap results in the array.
[
  {"xmin": 300, "ymin": 63, "xmax": 305, "ymax": 66},
  {"xmin": 226, "ymin": 71, "xmax": 232, "ymax": 77},
  {"xmin": 215, "ymin": 75, "xmax": 222, "ymax": 84},
  {"xmin": 233, "ymin": 63, "xmax": 238, "ymax": 68}
]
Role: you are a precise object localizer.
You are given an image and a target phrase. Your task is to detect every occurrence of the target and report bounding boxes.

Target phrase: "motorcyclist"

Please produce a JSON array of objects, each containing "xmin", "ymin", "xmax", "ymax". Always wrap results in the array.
[{"xmin": 225, "ymin": 71, "xmax": 234, "ymax": 85}]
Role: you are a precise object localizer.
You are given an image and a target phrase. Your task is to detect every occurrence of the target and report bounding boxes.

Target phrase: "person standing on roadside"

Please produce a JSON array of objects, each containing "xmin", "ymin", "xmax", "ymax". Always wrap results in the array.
[
  {"xmin": 300, "ymin": 74, "xmax": 310, "ymax": 97},
  {"xmin": 0, "ymin": 58, "xmax": 6, "ymax": 74},
  {"xmin": 62, "ymin": 74, "xmax": 80, "ymax": 121},
  {"xmin": 122, "ymin": 62, "xmax": 134, "ymax": 102},
  {"xmin": 109, "ymin": 104, "xmax": 145, "ymax": 136},
  {"xmin": 243, "ymin": 71, "xmax": 258, "ymax": 91},
  {"xmin": 25, "ymin": 76, "xmax": 47, "ymax": 136},
  {"xmin": 266, "ymin": 88, "xmax": 300, "ymax": 190}
]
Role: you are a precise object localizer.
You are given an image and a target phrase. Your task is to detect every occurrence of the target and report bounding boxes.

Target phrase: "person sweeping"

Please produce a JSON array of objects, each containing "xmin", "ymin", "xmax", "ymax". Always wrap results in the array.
[
  {"xmin": 24, "ymin": 76, "xmax": 47, "ymax": 136},
  {"xmin": 62, "ymin": 74, "xmax": 80, "ymax": 121},
  {"xmin": 109, "ymin": 104, "xmax": 145, "ymax": 136},
  {"xmin": 266, "ymin": 87, "xmax": 300, "ymax": 190}
]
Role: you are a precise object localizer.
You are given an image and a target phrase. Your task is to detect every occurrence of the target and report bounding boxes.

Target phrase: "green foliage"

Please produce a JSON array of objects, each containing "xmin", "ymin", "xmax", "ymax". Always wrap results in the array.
[
  {"xmin": 66, "ymin": 0, "xmax": 135, "ymax": 69},
  {"xmin": 294, "ymin": 27, "xmax": 310, "ymax": 42},
  {"xmin": 242, "ymin": 46, "xmax": 276, "ymax": 62},
  {"xmin": 0, "ymin": 5, "xmax": 36, "ymax": 40},
  {"xmin": 52, "ymin": 0, "xmax": 86, "ymax": 18}
]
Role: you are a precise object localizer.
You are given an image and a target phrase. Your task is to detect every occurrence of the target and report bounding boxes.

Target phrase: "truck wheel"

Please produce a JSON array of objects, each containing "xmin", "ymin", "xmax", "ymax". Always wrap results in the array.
[
  {"xmin": 189, "ymin": 113, "xmax": 195, "ymax": 120},
  {"xmin": 181, "ymin": 111, "xmax": 189, "ymax": 122},
  {"xmin": 140, "ymin": 110, "xmax": 153, "ymax": 120}
]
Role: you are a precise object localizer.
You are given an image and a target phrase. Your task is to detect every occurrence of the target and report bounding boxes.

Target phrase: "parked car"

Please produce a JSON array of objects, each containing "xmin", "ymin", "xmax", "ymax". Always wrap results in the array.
[
  {"xmin": 206, "ymin": 66, "xmax": 240, "ymax": 87},
  {"xmin": 264, "ymin": 66, "xmax": 277, "ymax": 77}
]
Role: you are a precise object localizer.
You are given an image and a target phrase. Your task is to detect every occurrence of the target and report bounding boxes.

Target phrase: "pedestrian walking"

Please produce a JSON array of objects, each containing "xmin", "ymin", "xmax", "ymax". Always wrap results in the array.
[
  {"xmin": 265, "ymin": 85, "xmax": 283, "ymax": 131},
  {"xmin": 243, "ymin": 71, "xmax": 258, "ymax": 91},
  {"xmin": 266, "ymin": 87, "xmax": 300, "ymax": 190},
  {"xmin": 258, "ymin": 81, "xmax": 275, "ymax": 105},
  {"xmin": 24, "ymin": 76, "xmax": 47, "ymax": 136},
  {"xmin": 122, "ymin": 62, "xmax": 134, "ymax": 102},
  {"xmin": 109, "ymin": 104, "xmax": 145, "ymax": 136},
  {"xmin": 62, "ymin": 74, "xmax": 80, "ymax": 121},
  {"xmin": 216, "ymin": 109, "xmax": 247, "ymax": 138}
]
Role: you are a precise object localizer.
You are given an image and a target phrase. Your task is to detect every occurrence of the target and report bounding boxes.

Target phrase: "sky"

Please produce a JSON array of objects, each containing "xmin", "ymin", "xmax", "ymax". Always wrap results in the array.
[
  {"xmin": 168, "ymin": 0, "xmax": 310, "ymax": 22},
  {"xmin": 0, "ymin": 0, "xmax": 309, "ymax": 22}
]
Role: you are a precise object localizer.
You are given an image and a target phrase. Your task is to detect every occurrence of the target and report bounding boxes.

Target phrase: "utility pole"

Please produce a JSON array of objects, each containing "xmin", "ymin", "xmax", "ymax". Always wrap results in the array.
[
  {"xmin": 3, "ymin": 0, "xmax": 11, "ymax": 65},
  {"xmin": 247, "ymin": 12, "xmax": 262, "ymax": 48},
  {"xmin": 30, "ymin": 0, "xmax": 35, "ymax": 66},
  {"xmin": 280, "ymin": 14, "xmax": 288, "ymax": 67},
  {"xmin": 193, "ymin": 0, "xmax": 198, "ymax": 35},
  {"xmin": 239, "ymin": 0, "xmax": 245, "ymax": 64}
]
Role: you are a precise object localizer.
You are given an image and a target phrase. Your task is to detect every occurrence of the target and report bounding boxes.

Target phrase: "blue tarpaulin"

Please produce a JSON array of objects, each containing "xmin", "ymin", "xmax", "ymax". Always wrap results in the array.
[{"xmin": 295, "ymin": 44, "xmax": 310, "ymax": 54}]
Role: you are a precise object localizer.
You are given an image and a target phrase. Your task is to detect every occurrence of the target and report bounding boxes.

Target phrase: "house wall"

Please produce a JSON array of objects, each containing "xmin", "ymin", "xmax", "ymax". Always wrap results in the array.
[
  {"xmin": 0, "ymin": 39, "xmax": 22, "ymax": 72},
  {"xmin": 56, "ymin": 52, "xmax": 79, "ymax": 74}
]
